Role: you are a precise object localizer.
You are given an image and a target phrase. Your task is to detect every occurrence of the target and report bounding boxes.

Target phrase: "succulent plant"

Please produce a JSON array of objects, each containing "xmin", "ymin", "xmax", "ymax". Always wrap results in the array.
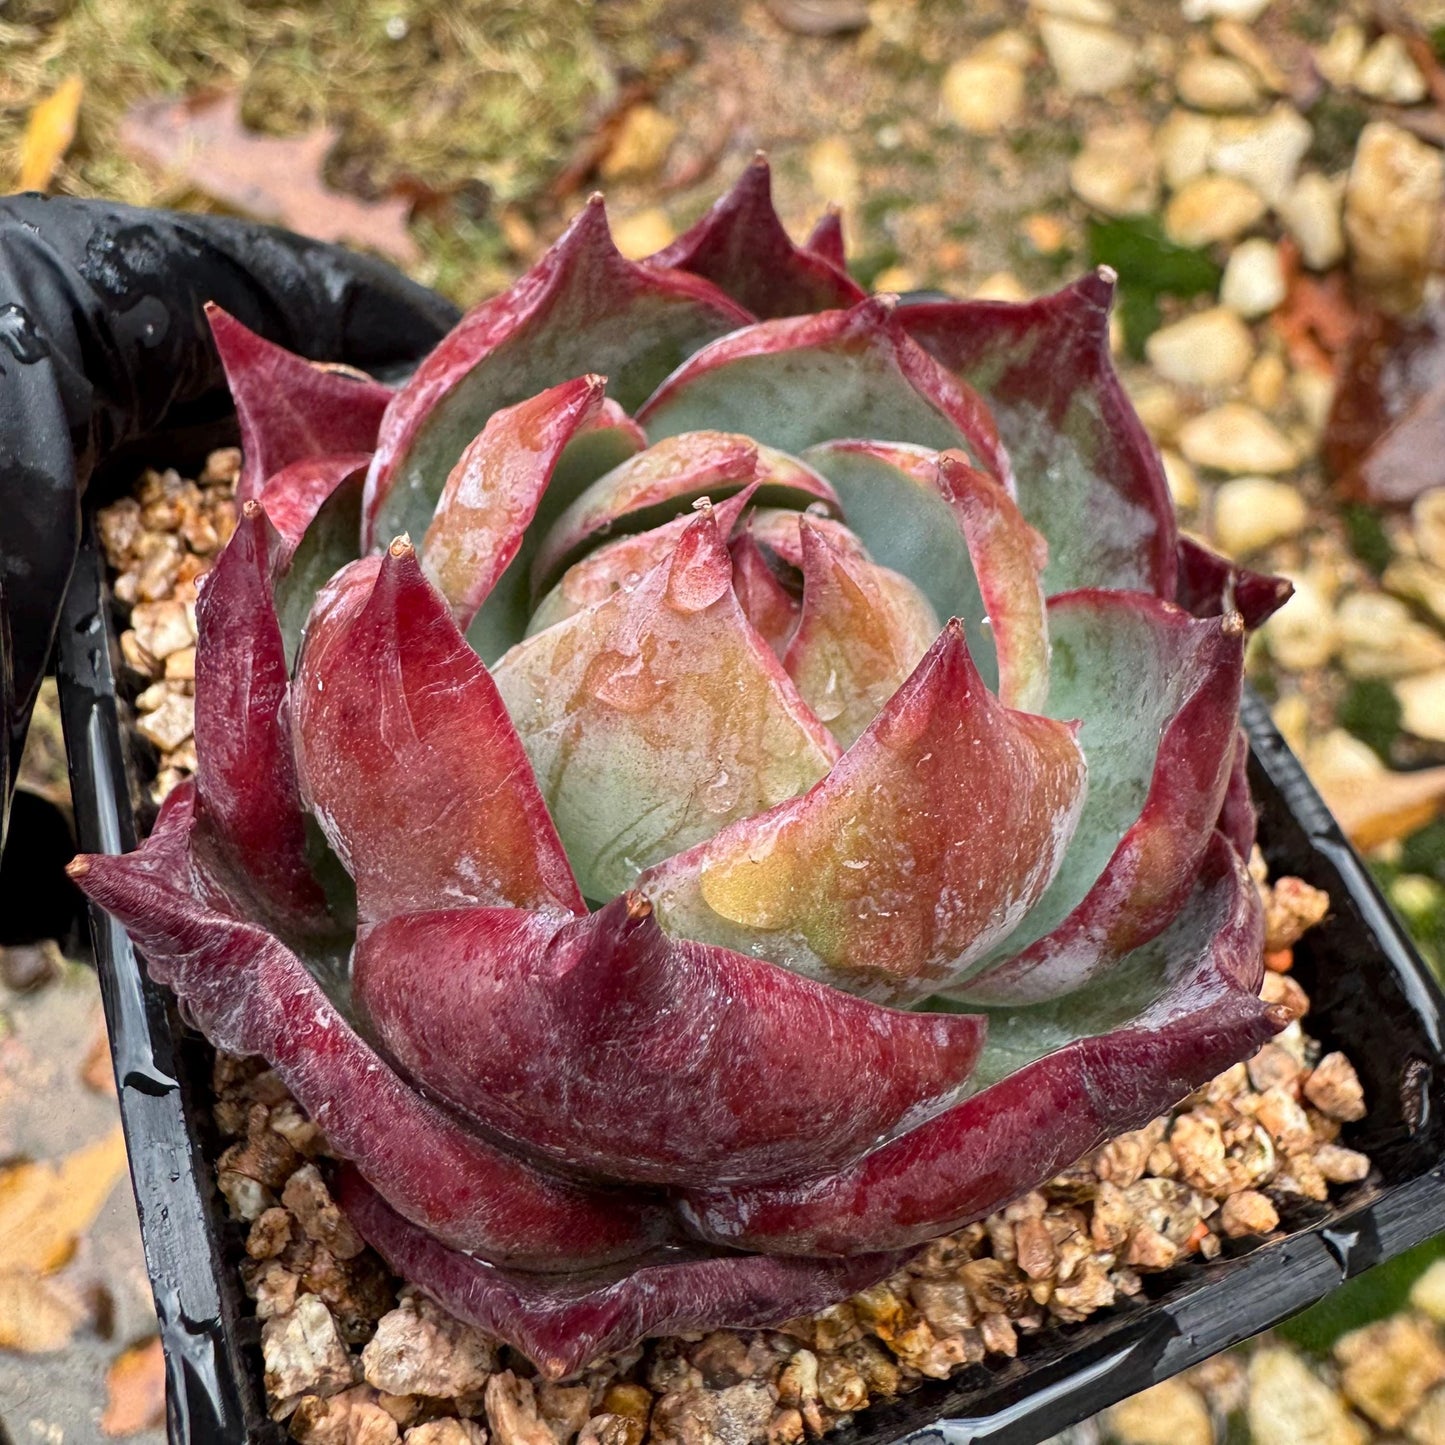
[{"xmin": 73, "ymin": 160, "xmax": 1295, "ymax": 1380}]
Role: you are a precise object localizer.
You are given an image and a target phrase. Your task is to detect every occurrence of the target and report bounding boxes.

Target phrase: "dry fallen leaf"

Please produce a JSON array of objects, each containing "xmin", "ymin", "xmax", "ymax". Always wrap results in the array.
[
  {"xmin": 83, "ymin": 1019, "xmax": 117, "ymax": 1097},
  {"xmin": 1306, "ymin": 729, "xmax": 1445, "ymax": 850},
  {"xmin": 118, "ymin": 91, "xmax": 418, "ymax": 266},
  {"xmin": 16, "ymin": 76, "xmax": 83, "ymax": 194},
  {"xmin": 0, "ymin": 1126, "xmax": 128, "ymax": 1274},
  {"xmin": 102, "ymin": 1336, "xmax": 167, "ymax": 1437},
  {"xmin": 0, "ymin": 1267, "xmax": 80, "ymax": 1353}
]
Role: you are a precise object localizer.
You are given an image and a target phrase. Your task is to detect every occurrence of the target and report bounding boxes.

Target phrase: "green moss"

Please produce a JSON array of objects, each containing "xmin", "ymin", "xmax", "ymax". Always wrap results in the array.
[
  {"xmin": 1341, "ymin": 502, "xmax": 1394, "ymax": 577},
  {"xmin": 1307, "ymin": 94, "xmax": 1370, "ymax": 172},
  {"xmin": 1338, "ymin": 678, "xmax": 1403, "ymax": 763}
]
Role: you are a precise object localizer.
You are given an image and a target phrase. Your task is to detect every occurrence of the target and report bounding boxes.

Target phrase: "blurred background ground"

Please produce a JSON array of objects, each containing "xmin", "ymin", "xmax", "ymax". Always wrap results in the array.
[{"xmin": 4, "ymin": 0, "xmax": 1445, "ymax": 1440}]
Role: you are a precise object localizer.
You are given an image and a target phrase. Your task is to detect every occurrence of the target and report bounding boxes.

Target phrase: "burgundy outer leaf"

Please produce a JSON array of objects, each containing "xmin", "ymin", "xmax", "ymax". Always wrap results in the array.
[
  {"xmin": 207, "ymin": 305, "xmax": 392, "ymax": 504},
  {"xmin": 339, "ymin": 1172, "xmax": 906, "ymax": 1380},
  {"xmin": 527, "ymin": 490, "xmax": 756, "ymax": 637},
  {"xmin": 1175, "ymin": 535, "xmax": 1294, "ymax": 631},
  {"xmin": 353, "ymin": 892, "xmax": 986, "ymax": 1187},
  {"xmin": 636, "ymin": 298, "xmax": 1011, "ymax": 484},
  {"xmin": 959, "ymin": 592, "xmax": 1246, "ymax": 1006},
  {"xmin": 530, "ymin": 431, "xmax": 839, "ymax": 599},
  {"xmin": 364, "ymin": 196, "xmax": 752, "ymax": 550},
  {"xmin": 293, "ymin": 542, "xmax": 584, "ymax": 921},
  {"xmin": 648, "ymin": 154, "xmax": 865, "ymax": 318},
  {"xmin": 421, "ymin": 374, "xmax": 607, "ymax": 629},
  {"xmin": 1218, "ymin": 728, "xmax": 1257, "ymax": 860},
  {"xmin": 258, "ymin": 453, "xmax": 372, "ymax": 553},
  {"xmin": 641, "ymin": 622, "xmax": 1087, "ymax": 1004},
  {"xmin": 730, "ymin": 529, "xmax": 801, "ymax": 656},
  {"xmin": 676, "ymin": 835, "xmax": 1280, "ymax": 1257},
  {"xmin": 70, "ymin": 785, "xmax": 667, "ymax": 1270},
  {"xmin": 192, "ymin": 501, "xmax": 330, "ymax": 937},
  {"xmin": 805, "ymin": 208, "xmax": 847, "ymax": 271},
  {"xmin": 897, "ymin": 271, "xmax": 1177, "ymax": 596}
]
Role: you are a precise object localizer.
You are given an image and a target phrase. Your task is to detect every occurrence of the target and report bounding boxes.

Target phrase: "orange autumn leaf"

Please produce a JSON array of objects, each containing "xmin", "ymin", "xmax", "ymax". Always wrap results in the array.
[
  {"xmin": 102, "ymin": 1336, "xmax": 167, "ymax": 1437},
  {"xmin": 0, "ymin": 1127, "xmax": 128, "ymax": 1275},
  {"xmin": 118, "ymin": 90, "xmax": 419, "ymax": 266},
  {"xmin": 16, "ymin": 76, "xmax": 83, "ymax": 194}
]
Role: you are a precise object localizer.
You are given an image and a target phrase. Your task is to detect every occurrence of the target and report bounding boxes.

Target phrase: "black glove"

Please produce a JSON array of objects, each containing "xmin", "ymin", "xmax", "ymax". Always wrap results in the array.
[{"xmin": 0, "ymin": 194, "xmax": 460, "ymax": 843}]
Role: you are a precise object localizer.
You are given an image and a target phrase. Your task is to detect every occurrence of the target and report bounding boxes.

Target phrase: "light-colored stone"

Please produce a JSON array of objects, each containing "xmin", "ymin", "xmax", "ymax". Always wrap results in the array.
[
  {"xmin": 1336, "ymin": 1316, "xmax": 1445, "ymax": 1431},
  {"xmin": 1355, "ymin": 34, "xmax": 1429, "ymax": 105},
  {"xmin": 1409, "ymin": 1386, "xmax": 1445, "ymax": 1445},
  {"xmin": 362, "ymin": 1291, "xmax": 498, "ymax": 1398},
  {"xmin": 1339, "ymin": 593, "xmax": 1445, "ymax": 679},
  {"xmin": 129, "ymin": 598, "xmax": 195, "ymax": 661},
  {"xmin": 1160, "ymin": 448, "xmax": 1199, "ymax": 509},
  {"xmin": 1247, "ymin": 351, "xmax": 1288, "ymax": 411},
  {"xmin": 1293, "ymin": 368, "xmax": 1338, "ymax": 437},
  {"xmin": 1211, "ymin": 475, "xmax": 1308, "ymax": 554},
  {"xmin": 1264, "ymin": 573, "xmax": 1336, "ymax": 669},
  {"xmin": 1069, "ymin": 121, "xmax": 1159, "ymax": 216},
  {"xmin": 263, "ymin": 1295, "xmax": 355, "ymax": 1414},
  {"xmin": 1146, "ymin": 306, "xmax": 1254, "ymax": 389},
  {"xmin": 1105, "ymin": 1377, "xmax": 1212, "ymax": 1445},
  {"xmin": 1182, "ymin": 0, "xmax": 1270, "ymax": 18},
  {"xmin": 1412, "ymin": 1260, "xmax": 1445, "ymax": 1324},
  {"xmin": 806, "ymin": 136, "xmax": 859, "ymax": 208},
  {"xmin": 941, "ymin": 53, "xmax": 1026, "ymax": 134},
  {"xmin": 1385, "ymin": 557, "xmax": 1445, "ymax": 629},
  {"xmin": 1316, "ymin": 22, "xmax": 1366, "ymax": 89},
  {"xmin": 1129, "ymin": 382, "xmax": 1184, "ymax": 443},
  {"xmin": 136, "ymin": 691, "xmax": 196, "ymax": 753},
  {"xmin": 1165, "ymin": 174, "xmax": 1267, "ymax": 247},
  {"xmin": 1417, "ymin": 489, "xmax": 1445, "ymax": 570},
  {"xmin": 1210, "ymin": 104, "xmax": 1313, "ymax": 204},
  {"xmin": 1246, "ymin": 1346, "xmax": 1368, "ymax": 1445},
  {"xmin": 599, "ymin": 104, "xmax": 677, "ymax": 180},
  {"xmin": 1278, "ymin": 172, "xmax": 1347, "ymax": 270},
  {"xmin": 610, "ymin": 208, "xmax": 675, "ymax": 260},
  {"xmin": 1037, "ymin": 15, "xmax": 1137, "ymax": 96},
  {"xmin": 1179, "ymin": 404, "xmax": 1301, "ymax": 473},
  {"xmin": 1033, "ymin": 0, "xmax": 1114, "ymax": 22},
  {"xmin": 1346, "ymin": 121, "xmax": 1445, "ymax": 314},
  {"xmin": 1157, "ymin": 109, "xmax": 1215, "ymax": 190},
  {"xmin": 1397, "ymin": 669, "xmax": 1445, "ymax": 743},
  {"xmin": 973, "ymin": 271, "xmax": 1031, "ymax": 302},
  {"xmin": 1221, "ymin": 237, "xmax": 1286, "ymax": 317},
  {"xmin": 1177, "ymin": 54, "xmax": 1261, "ymax": 112}
]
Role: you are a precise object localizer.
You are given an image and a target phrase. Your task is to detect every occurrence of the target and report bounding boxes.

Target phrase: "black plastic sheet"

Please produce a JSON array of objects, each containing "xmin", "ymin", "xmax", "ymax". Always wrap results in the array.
[{"xmin": 0, "ymin": 195, "xmax": 459, "ymax": 841}]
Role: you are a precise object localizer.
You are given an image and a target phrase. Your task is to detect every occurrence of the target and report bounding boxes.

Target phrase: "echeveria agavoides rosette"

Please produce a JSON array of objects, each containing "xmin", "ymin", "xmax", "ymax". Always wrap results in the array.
[{"xmin": 73, "ymin": 160, "xmax": 1290, "ymax": 1378}]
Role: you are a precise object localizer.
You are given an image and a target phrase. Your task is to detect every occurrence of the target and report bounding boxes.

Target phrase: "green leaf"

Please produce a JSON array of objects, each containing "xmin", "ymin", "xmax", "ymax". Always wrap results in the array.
[
  {"xmin": 1085, "ymin": 217, "xmax": 1220, "ymax": 300},
  {"xmin": 1338, "ymin": 678, "xmax": 1402, "ymax": 763},
  {"xmin": 1277, "ymin": 1235, "xmax": 1445, "ymax": 1355}
]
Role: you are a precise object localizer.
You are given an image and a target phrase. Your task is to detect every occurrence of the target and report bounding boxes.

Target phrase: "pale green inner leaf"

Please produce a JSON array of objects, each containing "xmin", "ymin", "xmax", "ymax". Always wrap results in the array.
[
  {"xmin": 274, "ymin": 476, "xmax": 365, "ymax": 672},
  {"xmin": 802, "ymin": 442, "xmax": 998, "ymax": 693},
  {"xmin": 642, "ymin": 350, "xmax": 970, "ymax": 460}
]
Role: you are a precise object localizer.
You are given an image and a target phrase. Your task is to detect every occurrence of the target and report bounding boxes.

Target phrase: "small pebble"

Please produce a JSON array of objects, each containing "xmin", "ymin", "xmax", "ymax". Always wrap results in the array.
[
  {"xmin": 1278, "ymin": 172, "xmax": 1347, "ymax": 271},
  {"xmin": 136, "ymin": 692, "xmax": 197, "ymax": 753},
  {"xmin": 1411, "ymin": 1262, "xmax": 1445, "ymax": 1324},
  {"xmin": 1396, "ymin": 669, "xmax": 1445, "ymax": 744},
  {"xmin": 1165, "ymin": 175, "xmax": 1267, "ymax": 247},
  {"xmin": 941, "ymin": 53, "xmax": 1026, "ymax": 134},
  {"xmin": 1179, "ymin": 404, "xmax": 1301, "ymax": 474},
  {"xmin": 1345, "ymin": 122, "xmax": 1445, "ymax": 314},
  {"xmin": 1354, "ymin": 34, "xmax": 1428, "ymax": 105},
  {"xmin": 1160, "ymin": 449, "xmax": 1199, "ymax": 509},
  {"xmin": 1156, "ymin": 109, "xmax": 1215, "ymax": 189},
  {"xmin": 1415, "ymin": 490, "xmax": 1445, "ymax": 570},
  {"xmin": 1336, "ymin": 1316, "xmax": 1445, "ymax": 1430},
  {"xmin": 1176, "ymin": 54, "xmax": 1261, "ymax": 111},
  {"xmin": 609, "ymin": 209, "xmax": 675, "ymax": 260},
  {"xmin": 1106, "ymin": 1377, "xmax": 1212, "ymax": 1445},
  {"xmin": 1036, "ymin": 15, "xmax": 1138, "ymax": 95},
  {"xmin": 599, "ymin": 105, "xmax": 677, "ymax": 180},
  {"xmin": 1181, "ymin": 0, "xmax": 1270, "ymax": 18},
  {"xmin": 1247, "ymin": 1346, "xmax": 1368, "ymax": 1445},
  {"xmin": 1339, "ymin": 594, "xmax": 1445, "ymax": 680},
  {"xmin": 1263, "ymin": 573, "xmax": 1336, "ymax": 669},
  {"xmin": 1146, "ymin": 306, "xmax": 1254, "ymax": 389},
  {"xmin": 1069, "ymin": 121, "xmax": 1160, "ymax": 216},
  {"xmin": 1209, "ymin": 105, "xmax": 1312, "ymax": 204},
  {"xmin": 1221, "ymin": 238, "xmax": 1286, "ymax": 317},
  {"xmin": 1219, "ymin": 1190, "xmax": 1279, "ymax": 1238},
  {"xmin": 1316, "ymin": 22, "xmax": 1367, "ymax": 89}
]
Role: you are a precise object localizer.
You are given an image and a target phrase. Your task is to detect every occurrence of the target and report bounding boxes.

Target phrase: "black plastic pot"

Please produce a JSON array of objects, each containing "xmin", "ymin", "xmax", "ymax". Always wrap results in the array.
[{"xmin": 57, "ymin": 512, "xmax": 1445, "ymax": 1445}]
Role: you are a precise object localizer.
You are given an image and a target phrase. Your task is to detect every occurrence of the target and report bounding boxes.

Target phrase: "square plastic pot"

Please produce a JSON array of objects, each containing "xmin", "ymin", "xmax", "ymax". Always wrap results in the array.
[{"xmin": 55, "ymin": 516, "xmax": 1445, "ymax": 1445}]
